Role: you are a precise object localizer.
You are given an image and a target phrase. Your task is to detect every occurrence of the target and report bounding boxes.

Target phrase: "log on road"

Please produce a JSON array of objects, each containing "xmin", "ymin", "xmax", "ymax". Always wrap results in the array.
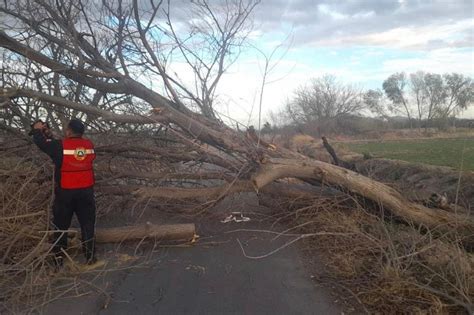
[{"xmin": 76, "ymin": 223, "xmax": 196, "ymax": 243}]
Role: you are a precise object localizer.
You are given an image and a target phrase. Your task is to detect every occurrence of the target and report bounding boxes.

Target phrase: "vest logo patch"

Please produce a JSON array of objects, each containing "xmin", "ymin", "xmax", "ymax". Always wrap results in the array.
[{"xmin": 74, "ymin": 147, "xmax": 87, "ymax": 161}]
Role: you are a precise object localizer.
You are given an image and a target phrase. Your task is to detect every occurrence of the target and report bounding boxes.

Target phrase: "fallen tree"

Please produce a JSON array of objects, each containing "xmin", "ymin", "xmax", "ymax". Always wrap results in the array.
[
  {"xmin": 0, "ymin": 1, "xmax": 473, "ymax": 313},
  {"xmin": 0, "ymin": 0, "xmax": 472, "ymax": 243},
  {"xmin": 254, "ymin": 158, "xmax": 474, "ymax": 242},
  {"xmin": 97, "ymin": 157, "xmax": 474, "ymax": 242}
]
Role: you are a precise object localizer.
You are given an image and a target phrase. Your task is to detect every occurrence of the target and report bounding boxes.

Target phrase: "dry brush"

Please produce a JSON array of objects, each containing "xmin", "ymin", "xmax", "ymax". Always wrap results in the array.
[{"xmin": 0, "ymin": 0, "xmax": 473, "ymax": 312}]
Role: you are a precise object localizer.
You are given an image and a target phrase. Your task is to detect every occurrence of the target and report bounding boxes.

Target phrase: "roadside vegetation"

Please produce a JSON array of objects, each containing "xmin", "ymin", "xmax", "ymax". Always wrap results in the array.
[
  {"xmin": 1, "ymin": 1, "xmax": 473, "ymax": 314},
  {"xmin": 267, "ymin": 194, "xmax": 474, "ymax": 314}
]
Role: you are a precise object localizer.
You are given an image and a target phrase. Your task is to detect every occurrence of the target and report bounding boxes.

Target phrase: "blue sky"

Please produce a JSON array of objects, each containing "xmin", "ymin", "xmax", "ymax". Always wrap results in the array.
[
  {"xmin": 211, "ymin": 0, "xmax": 474, "ymax": 124},
  {"xmin": 3, "ymin": 0, "xmax": 470, "ymax": 123},
  {"xmin": 5, "ymin": 0, "xmax": 470, "ymax": 124}
]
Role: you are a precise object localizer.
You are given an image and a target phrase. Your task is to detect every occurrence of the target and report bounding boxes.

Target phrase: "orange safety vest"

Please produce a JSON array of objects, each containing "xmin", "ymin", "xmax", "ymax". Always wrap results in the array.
[{"xmin": 61, "ymin": 137, "xmax": 96, "ymax": 189}]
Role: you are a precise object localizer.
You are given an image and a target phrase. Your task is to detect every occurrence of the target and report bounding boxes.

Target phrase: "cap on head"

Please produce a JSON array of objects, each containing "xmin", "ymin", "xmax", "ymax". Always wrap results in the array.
[{"xmin": 67, "ymin": 119, "xmax": 85, "ymax": 136}]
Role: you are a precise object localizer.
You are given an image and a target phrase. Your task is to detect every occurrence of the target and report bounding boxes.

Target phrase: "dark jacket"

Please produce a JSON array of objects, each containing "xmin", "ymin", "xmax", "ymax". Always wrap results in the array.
[{"xmin": 32, "ymin": 129, "xmax": 63, "ymax": 184}]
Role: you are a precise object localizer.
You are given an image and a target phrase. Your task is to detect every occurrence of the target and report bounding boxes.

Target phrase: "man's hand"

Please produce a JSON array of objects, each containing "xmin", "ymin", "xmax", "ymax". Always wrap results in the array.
[{"xmin": 33, "ymin": 121, "xmax": 45, "ymax": 130}]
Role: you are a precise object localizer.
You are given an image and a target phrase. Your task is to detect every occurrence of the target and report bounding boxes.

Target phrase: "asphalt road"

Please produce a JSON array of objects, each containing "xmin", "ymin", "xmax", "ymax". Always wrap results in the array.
[
  {"xmin": 44, "ymin": 194, "xmax": 341, "ymax": 315},
  {"xmin": 100, "ymin": 228, "xmax": 339, "ymax": 315}
]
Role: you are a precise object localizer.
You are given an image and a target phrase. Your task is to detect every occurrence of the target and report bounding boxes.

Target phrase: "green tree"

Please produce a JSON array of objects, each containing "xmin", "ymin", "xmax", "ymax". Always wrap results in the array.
[
  {"xmin": 382, "ymin": 72, "xmax": 412, "ymax": 127},
  {"xmin": 441, "ymin": 73, "xmax": 474, "ymax": 118},
  {"xmin": 382, "ymin": 72, "xmax": 473, "ymax": 129}
]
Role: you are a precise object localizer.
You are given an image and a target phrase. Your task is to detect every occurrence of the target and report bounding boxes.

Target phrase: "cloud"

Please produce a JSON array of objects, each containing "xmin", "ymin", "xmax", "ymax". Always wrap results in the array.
[
  {"xmin": 253, "ymin": 0, "xmax": 474, "ymax": 50},
  {"xmin": 315, "ymin": 19, "xmax": 474, "ymax": 50},
  {"xmin": 381, "ymin": 48, "xmax": 474, "ymax": 75}
]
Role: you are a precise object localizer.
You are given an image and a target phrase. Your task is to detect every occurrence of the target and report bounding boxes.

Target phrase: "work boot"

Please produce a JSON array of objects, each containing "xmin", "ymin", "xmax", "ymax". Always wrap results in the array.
[
  {"xmin": 86, "ymin": 256, "xmax": 97, "ymax": 265},
  {"xmin": 50, "ymin": 255, "xmax": 64, "ymax": 273}
]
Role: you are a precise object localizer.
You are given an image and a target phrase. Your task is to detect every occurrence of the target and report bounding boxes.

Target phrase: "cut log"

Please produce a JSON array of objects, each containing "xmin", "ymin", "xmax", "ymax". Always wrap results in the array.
[
  {"xmin": 253, "ymin": 158, "xmax": 474, "ymax": 243},
  {"xmin": 83, "ymin": 223, "xmax": 196, "ymax": 243}
]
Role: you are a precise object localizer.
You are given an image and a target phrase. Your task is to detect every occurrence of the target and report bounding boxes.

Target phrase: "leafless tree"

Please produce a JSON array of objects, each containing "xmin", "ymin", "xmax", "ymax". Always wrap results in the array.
[
  {"xmin": 0, "ymin": 0, "xmax": 471, "ymax": 261},
  {"xmin": 162, "ymin": 0, "xmax": 259, "ymax": 119},
  {"xmin": 1, "ymin": 4, "xmax": 473, "ymax": 314},
  {"xmin": 285, "ymin": 75, "xmax": 365, "ymax": 129},
  {"xmin": 0, "ymin": 0, "xmax": 259, "ymax": 124}
]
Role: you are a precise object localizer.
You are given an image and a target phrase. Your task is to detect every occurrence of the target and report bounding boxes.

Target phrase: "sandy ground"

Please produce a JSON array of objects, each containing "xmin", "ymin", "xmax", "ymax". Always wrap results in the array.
[{"xmin": 43, "ymin": 193, "xmax": 342, "ymax": 315}]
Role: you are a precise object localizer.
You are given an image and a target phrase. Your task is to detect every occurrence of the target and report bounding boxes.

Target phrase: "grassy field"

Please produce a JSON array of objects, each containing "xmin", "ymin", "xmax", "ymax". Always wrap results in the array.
[{"xmin": 346, "ymin": 138, "xmax": 474, "ymax": 171}]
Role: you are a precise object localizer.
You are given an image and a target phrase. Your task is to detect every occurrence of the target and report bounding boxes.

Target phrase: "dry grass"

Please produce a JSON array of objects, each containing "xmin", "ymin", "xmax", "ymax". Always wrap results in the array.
[
  {"xmin": 288, "ymin": 134, "xmax": 333, "ymax": 163},
  {"xmin": 2, "ymin": 132, "xmax": 472, "ymax": 313},
  {"xmin": 0, "ymin": 135, "xmax": 201, "ymax": 313},
  {"xmin": 0, "ymin": 152, "xmax": 60, "ymax": 313},
  {"xmin": 0, "ymin": 153, "xmax": 161, "ymax": 313},
  {"xmin": 0, "ymin": 143, "xmax": 111, "ymax": 313},
  {"xmin": 267, "ymin": 194, "xmax": 473, "ymax": 314}
]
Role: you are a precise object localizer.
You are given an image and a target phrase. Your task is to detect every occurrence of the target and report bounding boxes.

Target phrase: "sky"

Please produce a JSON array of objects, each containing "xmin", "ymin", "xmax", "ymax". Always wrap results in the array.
[
  {"xmin": 210, "ymin": 0, "xmax": 474, "ymax": 125},
  {"xmin": 1, "ymin": 0, "xmax": 472, "ymax": 124}
]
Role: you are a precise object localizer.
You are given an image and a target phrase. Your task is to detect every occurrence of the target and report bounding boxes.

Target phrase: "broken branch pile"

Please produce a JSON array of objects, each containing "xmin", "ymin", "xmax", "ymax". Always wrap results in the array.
[
  {"xmin": 0, "ymin": 1, "xmax": 472, "ymax": 311},
  {"xmin": 0, "ymin": 134, "xmax": 198, "ymax": 312},
  {"xmin": 260, "ymin": 190, "xmax": 473, "ymax": 314}
]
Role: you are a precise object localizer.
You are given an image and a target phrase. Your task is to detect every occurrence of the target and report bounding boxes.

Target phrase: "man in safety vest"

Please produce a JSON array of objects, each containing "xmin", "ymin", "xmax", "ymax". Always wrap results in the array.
[{"xmin": 32, "ymin": 118, "xmax": 97, "ymax": 266}]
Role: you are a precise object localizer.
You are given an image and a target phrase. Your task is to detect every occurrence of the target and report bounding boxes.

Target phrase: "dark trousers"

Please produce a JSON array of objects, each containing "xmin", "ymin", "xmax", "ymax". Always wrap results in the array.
[{"xmin": 52, "ymin": 187, "xmax": 96, "ymax": 261}]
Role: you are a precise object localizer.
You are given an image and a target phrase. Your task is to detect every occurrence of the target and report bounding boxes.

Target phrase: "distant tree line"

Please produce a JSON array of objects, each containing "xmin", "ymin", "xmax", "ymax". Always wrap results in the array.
[{"xmin": 265, "ymin": 72, "xmax": 473, "ymax": 135}]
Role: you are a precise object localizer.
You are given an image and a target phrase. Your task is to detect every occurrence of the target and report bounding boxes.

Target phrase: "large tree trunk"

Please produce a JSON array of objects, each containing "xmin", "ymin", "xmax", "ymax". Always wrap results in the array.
[{"xmin": 253, "ymin": 158, "xmax": 474, "ymax": 243}]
